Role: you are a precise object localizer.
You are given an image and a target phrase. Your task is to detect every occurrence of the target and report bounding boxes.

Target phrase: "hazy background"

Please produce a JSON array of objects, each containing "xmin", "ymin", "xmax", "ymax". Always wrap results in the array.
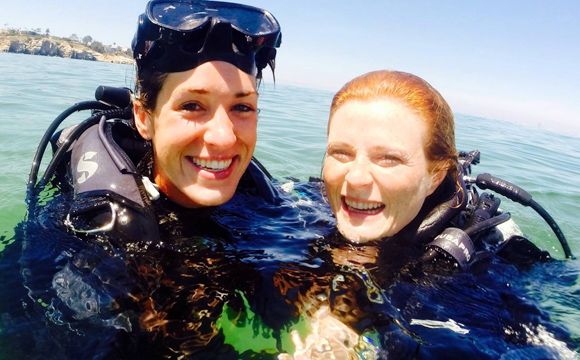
[{"xmin": 1, "ymin": 0, "xmax": 579, "ymax": 138}]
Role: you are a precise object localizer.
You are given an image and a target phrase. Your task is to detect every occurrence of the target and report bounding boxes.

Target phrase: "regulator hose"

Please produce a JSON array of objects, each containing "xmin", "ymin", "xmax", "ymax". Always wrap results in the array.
[
  {"xmin": 27, "ymin": 86, "xmax": 134, "ymax": 205},
  {"xmin": 465, "ymin": 212, "xmax": 511, "ymax": 237},
  {"xmin": 475, "ymin": 173, "xmax": 574, "ymax": 259},
  {"xmin": 27, "ymin": 101, "xmax": 110, "ymax": 193},
  {"xmin": 27, "ymin": 107, "xmax": 131, "ymax": 204}
]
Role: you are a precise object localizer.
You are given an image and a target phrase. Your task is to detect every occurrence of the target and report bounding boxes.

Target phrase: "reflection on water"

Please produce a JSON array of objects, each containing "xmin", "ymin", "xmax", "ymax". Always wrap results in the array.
[
  {"xmin": 1, "ymin": 179, "xmax": 577, "ymax": 359},
  {"xmin": 0, "ymin": 54, "xmax": 579, "ymax": 358}
]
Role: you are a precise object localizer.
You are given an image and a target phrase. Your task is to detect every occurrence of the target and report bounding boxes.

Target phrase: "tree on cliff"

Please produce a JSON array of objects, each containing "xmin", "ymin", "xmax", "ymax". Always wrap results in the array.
[
  {"xmin": 82, "ymin": 35, "xmax": 93, "ymax": 45},
  {"xmin": 89, "ymin": 41, "xmax": 106, "ymax": 53}
]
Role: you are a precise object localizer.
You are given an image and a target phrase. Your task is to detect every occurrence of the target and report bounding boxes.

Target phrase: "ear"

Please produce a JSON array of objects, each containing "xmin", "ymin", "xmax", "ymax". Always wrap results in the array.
[
  {"xmin": 427, "ymin": 169, "xmax": 447, "ymax": 196},
  {"xmin": 133, "ymin": 100, "xmax": 153, "ymax": 140}
]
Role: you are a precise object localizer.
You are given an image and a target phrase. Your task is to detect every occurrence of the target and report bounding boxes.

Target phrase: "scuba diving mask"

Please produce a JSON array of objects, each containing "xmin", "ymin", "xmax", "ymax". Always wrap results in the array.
[{"xmin": 132, "ymin": 0, "xmax": 282, "ymax": 75}]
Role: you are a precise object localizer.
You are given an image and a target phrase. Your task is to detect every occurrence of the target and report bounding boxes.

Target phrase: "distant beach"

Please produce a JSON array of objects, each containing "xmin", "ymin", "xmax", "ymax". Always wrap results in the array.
[{"xmin": 0, "ymin": 28, "xmax": 133, "ymax": 64}]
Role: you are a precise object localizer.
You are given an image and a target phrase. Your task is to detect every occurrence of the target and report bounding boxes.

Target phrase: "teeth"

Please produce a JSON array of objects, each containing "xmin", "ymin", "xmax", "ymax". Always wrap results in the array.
[
  {"xmin": 345, "ymin": 198, "xmax": 383, "ymax": 211},
  {"xmin": 192, "ymin": 157, "xmax": 232, "ymax": 171}
]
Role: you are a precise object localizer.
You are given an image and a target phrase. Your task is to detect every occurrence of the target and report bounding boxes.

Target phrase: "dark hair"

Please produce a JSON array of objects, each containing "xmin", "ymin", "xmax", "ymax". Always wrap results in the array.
[{"xmin": 134, "ymin": 66, "xmax": 169, "ymax": 111}]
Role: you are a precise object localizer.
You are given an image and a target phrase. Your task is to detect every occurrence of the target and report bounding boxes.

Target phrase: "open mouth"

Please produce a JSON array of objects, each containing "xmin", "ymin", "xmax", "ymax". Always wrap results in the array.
[
  {"xmin": 189, "ymin": 157, "xmax": 233, "ymax": 172},
  {"xmin": 342, "ymin": 196, "xmax": 385, "ymax": 215},
  {"xmin": 186, "ymin": 156, "xmax": 238, "ymax": 179}
]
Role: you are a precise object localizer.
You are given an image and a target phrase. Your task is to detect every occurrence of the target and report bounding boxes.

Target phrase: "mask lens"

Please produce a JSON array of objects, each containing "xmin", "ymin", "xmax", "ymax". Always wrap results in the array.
[
  {"xmin": 138, "ymin": 0, "xmax": 281, "ymax": 74},
  {"xmin": 150, "ymin": 2, "xmax": 209, "ymax": 30},
  {"xmin": 149, "ymin": 1, "xmax": 278, "ymax": 35},
  {"xmin": 210, "ymin": 6, "xmax": 278, "ymax": 35}
]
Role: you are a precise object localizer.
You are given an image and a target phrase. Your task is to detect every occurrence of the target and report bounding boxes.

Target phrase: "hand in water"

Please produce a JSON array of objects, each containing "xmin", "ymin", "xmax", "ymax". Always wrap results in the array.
[{"xmin": 278, "ymin": 306, "xmax": 361, "ymax": 360}]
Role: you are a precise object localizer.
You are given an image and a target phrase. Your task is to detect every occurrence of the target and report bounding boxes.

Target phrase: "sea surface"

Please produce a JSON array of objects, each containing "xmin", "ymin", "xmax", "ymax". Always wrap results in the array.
[{"xmin": 0, "ymin": 53, "xmax": 579, "ymax": 356}]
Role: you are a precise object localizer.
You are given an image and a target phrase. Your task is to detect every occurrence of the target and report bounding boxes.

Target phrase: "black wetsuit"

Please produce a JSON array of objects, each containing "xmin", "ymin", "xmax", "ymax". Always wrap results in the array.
[
  {"xmin": 0, "ymin": 120, "xmax": 572, "ymax": 358},
  {"xmin": 252, "ymin": 178, "xmax": 570, "ymax": 359},
  {"xmin": 2, "ymin": 163, "xmax": 333, "ymax": 359}
]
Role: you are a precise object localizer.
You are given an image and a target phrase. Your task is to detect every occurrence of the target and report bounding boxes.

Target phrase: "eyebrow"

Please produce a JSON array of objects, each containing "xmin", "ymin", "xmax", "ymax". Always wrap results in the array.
[
  {"xmin": 186, "ymin": 89, "xmax": 258, "ymax": 98},
  {"xmin": 326, "ymin": 142, "xmax": 353, "ymax": 150},
  {"xmin": 187, "ymin": 89, "xmax": 209, "ymax": 95},
  {"xmin": 235, "ymin": 90, "xmax": 258, "ymax": 98},
  {"xmin": 368, "ymin": 144, "xmax": 407, "ymax": 155},
  {"xmin": 327, "ymin": 142, "xmax": 407, "ymax": 156}
]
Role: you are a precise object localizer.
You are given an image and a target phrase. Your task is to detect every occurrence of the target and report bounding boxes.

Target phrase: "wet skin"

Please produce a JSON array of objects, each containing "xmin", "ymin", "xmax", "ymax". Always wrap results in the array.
[
  {"xmin": 134, "ymin": 61, "xmax": 258, "ymax": 208},
  {"xmin": 323, "ymin": 98, "xmax": 443, "ymax": 243}
]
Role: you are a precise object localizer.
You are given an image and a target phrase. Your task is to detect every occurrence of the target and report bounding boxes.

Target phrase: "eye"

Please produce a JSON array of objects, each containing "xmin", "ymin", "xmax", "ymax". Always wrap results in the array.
[
  {"xmin": 374, "ymin": 154, "xmax": 402, "ymax": 167},
  {"xmin": 327, "ymin": 148, "xmax": 353, "ymax": 162},
  {"xmin": 232, "ymin": 103, "xmax": 257, "ymax": 113},
  {"xmin": 180, "ymin": 102, "xmax": 204, "ymax": 112}
]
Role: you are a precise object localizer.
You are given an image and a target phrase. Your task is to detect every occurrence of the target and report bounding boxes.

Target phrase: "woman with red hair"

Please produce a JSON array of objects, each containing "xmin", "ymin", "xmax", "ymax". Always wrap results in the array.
[
  {"xmin": 278, "ymin": 70, "xmax": 567, "ymax": 359},
  {"xmin": 324, "ymin": 70, "xmax": 458, "ymax": 245}
]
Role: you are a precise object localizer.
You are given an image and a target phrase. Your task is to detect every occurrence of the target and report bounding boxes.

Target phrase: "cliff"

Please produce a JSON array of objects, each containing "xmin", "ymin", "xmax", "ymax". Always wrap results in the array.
[{"xmin": 0, "ymin": 30, "xmax": 133, "ymax": 64}]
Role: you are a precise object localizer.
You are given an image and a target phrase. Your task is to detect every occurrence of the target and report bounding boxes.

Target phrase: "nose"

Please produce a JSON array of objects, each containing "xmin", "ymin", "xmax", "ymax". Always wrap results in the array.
[
  {"xmin": 345, "ymin": 158, "xmax": 373, "ymax": 187},
  {"xmin": 203, "ymin": 108, "xmax": 236, "ymax": 148}
]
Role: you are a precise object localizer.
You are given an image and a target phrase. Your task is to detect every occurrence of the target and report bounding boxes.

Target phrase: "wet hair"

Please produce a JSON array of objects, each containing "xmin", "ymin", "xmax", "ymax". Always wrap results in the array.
[
  {"xmin": 329, "ymin": 70, "xmax": 458, "ymax": 178},
  {"xmin": 134, "ymin": 66, "xmax": 169, "ymax": 111}
]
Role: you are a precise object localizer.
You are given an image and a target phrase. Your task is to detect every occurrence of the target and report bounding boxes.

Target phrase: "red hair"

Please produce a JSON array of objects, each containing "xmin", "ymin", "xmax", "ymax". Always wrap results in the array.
[{"xmin": 329, "ymin": 70, "xmax": 458, "ymax": 177}]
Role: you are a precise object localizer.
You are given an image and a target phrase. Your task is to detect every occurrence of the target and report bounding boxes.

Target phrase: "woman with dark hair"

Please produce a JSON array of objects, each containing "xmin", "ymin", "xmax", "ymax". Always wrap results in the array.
[
  {"xmin": 129, "ymin": 0, "xmax": 281, "ymax": 209},
  {"xmin": 3, "ymin": 1, "xmax": 330, "ymax": 358}
]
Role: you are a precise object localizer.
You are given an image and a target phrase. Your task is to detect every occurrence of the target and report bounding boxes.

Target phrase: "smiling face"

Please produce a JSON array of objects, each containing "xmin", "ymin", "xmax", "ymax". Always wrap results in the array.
[
  {"xmin": 323, "ymin": 98, "xmax": 443, "ymax": 244},
  {"xmin": 134, "ymin": 61, "xmax": 258, "ymax": 208}
]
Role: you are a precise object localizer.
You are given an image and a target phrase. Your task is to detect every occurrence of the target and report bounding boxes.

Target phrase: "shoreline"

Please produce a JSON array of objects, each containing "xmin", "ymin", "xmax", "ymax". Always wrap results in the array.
[{"xmin": 0, "ymin": 30, "xmax": 133, "ymax": 65}]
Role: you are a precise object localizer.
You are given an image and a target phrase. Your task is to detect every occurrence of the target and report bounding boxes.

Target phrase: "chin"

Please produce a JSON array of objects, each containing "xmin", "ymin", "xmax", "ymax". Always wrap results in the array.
[
  {"xmin": 176, "ymin": 185, "xmax": 236, "ymax": 208},
  {"xmin": 190, "ymin": 192, "xmax": 235, "ymax": 207},
  {"xmin": 336, "ymin": 223, "xmax": 381, "ymax": 244},
  {"xmin": 335, "ymin": 212, "xmax": 392, "ymax": 244}
]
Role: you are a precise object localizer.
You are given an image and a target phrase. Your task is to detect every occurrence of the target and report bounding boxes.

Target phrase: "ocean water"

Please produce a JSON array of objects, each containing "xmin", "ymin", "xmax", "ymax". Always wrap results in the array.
[{"xmin": 0, "ymin": 53, "xmax": 579, "ymax": 355}]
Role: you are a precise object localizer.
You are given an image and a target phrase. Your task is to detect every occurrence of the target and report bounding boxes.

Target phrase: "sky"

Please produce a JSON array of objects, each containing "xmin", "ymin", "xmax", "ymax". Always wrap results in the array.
[{"xmin": 1, "ymin": 0, "xmax": 579, "ymax": 137}]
